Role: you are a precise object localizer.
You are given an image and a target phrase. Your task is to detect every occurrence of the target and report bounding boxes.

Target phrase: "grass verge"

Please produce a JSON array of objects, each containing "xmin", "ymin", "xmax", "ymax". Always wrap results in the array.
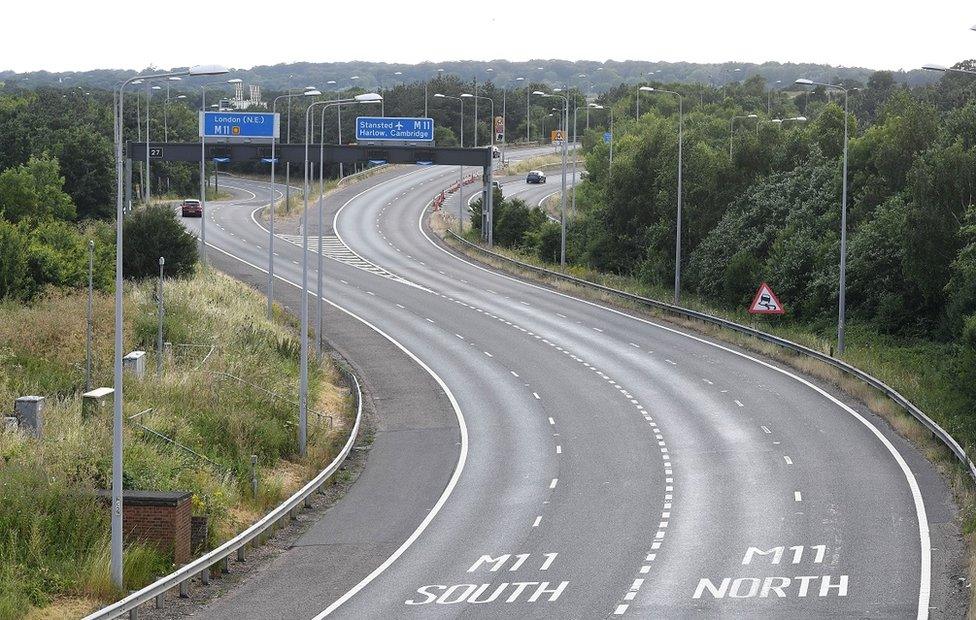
[{"xmin": 0, "ymin": 268, "xmax": 352, "ymax": 618}]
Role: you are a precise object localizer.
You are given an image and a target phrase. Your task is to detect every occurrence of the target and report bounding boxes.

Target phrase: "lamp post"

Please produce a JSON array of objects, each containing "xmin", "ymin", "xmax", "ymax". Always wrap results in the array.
[
  {"xmin": 578, "ymin": 73, "xmax": 590, "ymax": 130},
  {"xmin": 199, "ymin": 78, "xmax": 241, "ymax": 267},
  {"xmin": 299, "ymin": 94, "xmax": 382, "ymax": 454},
  {"xmin": 112, "ymin": 64, "xmax": 227, "ymax": 588},
  {"xmin": 314, "ymin": 97, "xmax": 378, "ymax": 358},
  {"xmin": 463, "ymin": 93, "xmax": 494, "ymax": 237},
  {"xmin": 146, "ymin": 85, "xmax": 161, "ymax": 204},
  {"xmin": 435, "ymin": 93, "xmax": 465, "ymax": 234},
  {"xmin": 729, "ymin": 114, "xmax": 758, "ymax": 158},
  {"xmin": 163, "ymin": 76, "xmax": 182, "ymax": 142},
  {"xmin": 85, "ymin": 239, "xmax": 94, "ymax": 392},
  {"xmin": 268, "ymin": 89, "xmax": 319, "ymax": 318},
  {"xmin": 284, "ymin": 85, "xmax": 319, "ymax": 218},
  {"xmin": 534, "ymin": 90, "xmax": 569, "ymax": 266},
  {"xmin": 796, "ymin": 77, "xmax": 850, "ymax": 355},
  {"xmin": 642, "ymin": 88, "xmax": 684, "ymax": 304},
  {"xmin": 589, "ymin": 103, "xmax": 613, "ymax": 174}
]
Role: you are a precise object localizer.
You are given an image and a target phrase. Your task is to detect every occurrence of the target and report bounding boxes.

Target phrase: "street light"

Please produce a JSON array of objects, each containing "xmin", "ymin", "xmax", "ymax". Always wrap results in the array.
[
  {"xmin": 729, "ymin": 114, "xmax": 758, "ymax": 158},
  {"xmin": 796, "ymin": 77, "xmax": 850, "ymax": 355},
  {"xmin": 637, "ymin": 85, "xmax": 655, "ymax": 119},
  {"xmin": 199, "ymin": 77, "xmax": 241, "ymax": 267},
  {"xmin": 757, "ymin": 116, "xmax": 807, "ymax": 134},
  {"xmin": 163, "ymin": 76, "xmax": 182, "ymax": 142},
  {"xmin": 534, "ymin": 90, "xmax": 569, "ymax": 266},
  {"xmin": 588, "ymin": 103, "xmax": 613, "ymax": 173},
  {"xmin": 112, "ymin": 63, "xmax": 227, "ymax": 588},
  {"xmin": 435, "ymin": 93, "xmax": 465, "ymax": 235},
  {"xmin": 283, "ymin": 85, "xmax": 320, "ymax": 212},
  {"xmin": 299, "ymin": 93, "xmax": 381, "ymax": 455},
  {"xmin": 922, "ymin": 63, "xmax": 976, "ymax": 77},
  {"xmin": 642, "ymin": 87, "xmax": 684, "ymax": 304}
]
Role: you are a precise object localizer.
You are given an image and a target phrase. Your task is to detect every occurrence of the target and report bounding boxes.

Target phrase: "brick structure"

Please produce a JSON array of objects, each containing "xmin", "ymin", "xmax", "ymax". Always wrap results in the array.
[{"xmin": 99, "ymin": 490, "xmax": 192, "ymax": 565}]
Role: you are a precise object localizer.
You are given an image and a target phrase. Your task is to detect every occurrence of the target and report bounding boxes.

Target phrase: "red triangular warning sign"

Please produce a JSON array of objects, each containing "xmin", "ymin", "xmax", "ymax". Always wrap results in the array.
[{"xmin": 748, "ymin": 282, "xmax": 785, "ymax": 315}]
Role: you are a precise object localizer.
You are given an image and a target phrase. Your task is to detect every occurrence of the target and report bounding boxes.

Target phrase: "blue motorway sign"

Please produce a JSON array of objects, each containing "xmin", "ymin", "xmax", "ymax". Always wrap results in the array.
[
  {"xmin": 199, "ymin": 111, "xmax": 279, "ymax": 139},
  {"xmin": 603, "ymin": 131, "xmax": 612, "ymax": 144},
  {"xmin": 356, "ymin": 117, "xmax": 434, "ymax": 142}
]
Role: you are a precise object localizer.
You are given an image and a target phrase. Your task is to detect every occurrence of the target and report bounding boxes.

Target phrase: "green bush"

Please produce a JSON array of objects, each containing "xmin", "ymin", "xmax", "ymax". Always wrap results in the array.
[
  {"xmin": 0, "ymin": 219, "xmax": 28, "ymax": 299},
  {"xmin": 123, "ymin": 205, "xmax": 198, "ymax": 279}
]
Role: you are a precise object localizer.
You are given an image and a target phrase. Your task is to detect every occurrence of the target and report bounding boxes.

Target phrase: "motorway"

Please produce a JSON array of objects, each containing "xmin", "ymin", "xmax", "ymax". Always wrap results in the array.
[{"xmin": 182, "ymin": 147, "xmax": 963, "ymax": 618}]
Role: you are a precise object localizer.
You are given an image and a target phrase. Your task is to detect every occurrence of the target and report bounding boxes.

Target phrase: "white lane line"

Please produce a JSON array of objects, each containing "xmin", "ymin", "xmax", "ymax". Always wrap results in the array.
[
  {"xmin": 520, "ymin": 301, "xmax": 531, "ymax": 306},
  {"xmin": 395, "ymin": 303, "xmax": 405, "ymax": 309},
  {"xmin": 550, "ymin": 478, "xmax": 558, "ymax": 489},
  {"xmin": 425, "ymin": 318, "xmax": 435, "ymax": 324},
  {"xmin": 592, "ymin": 327, "xmax": 603, "ymax": 333},
  {"xmin": 629, "ymin": 342, "xmax": 640, "ymax": 348},
  {"xmin": 794, "ymin": 491, "xmax": 803, "ymax": 502},
  {"xmin": 548, "ymin": 417, "xmax": 555, "ymax": 425},
  {"xmin": 204, "ymin": 237, "xmax": 469, "ymax": 620},
  {"xmin": 702, "ymin": 378, "xmax": 714, "ymax": 385},
  {"xmin": 483, "ymin": 351, "xmax": 493, "ymax": 357},
  {"xmin": 734, "ymin": 399, "xmax": 744, "ymax": 407},
  {"xmin": 366, "ymin": 291, "xmax": 375, "ymax": 296},
  {"xmin": 761, "ymin": 425, "xmax": 771, "ymax": 434},
  {"xmin": 532, "ymin": 516, "xmax": 542, "ymax": 527},
  {"xmin": 511, "ymin": 371, "xmax": 519, "ymax": 377},
  {"xmin": 556, "ymin": 445, "xmax": 562, "ymax": 454},
  {"xmin": 455, "ymin": 334, "xmax": 464, "ymax": 340},
  {"xmin": 292, "ymin": 260, "xmax": 299, "ymax": 265},
  {"xmin": 784, "ymin": 456, "xmax": 794, "ymax": 465},
  {"xmin": 614, "ymin": 605, "xmax": 629, "ymax": 615},
  {"xmin": 533, "ymin": 392, "xmax": 541, "ymax": 400},
  {"xmin": 556, "ymin": 312, "xmax": 567, "ymax": 318}
]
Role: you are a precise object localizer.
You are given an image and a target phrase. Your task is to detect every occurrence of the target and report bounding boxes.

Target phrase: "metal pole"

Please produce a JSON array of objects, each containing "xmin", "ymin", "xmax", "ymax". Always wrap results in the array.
[
  {"xmin": 674, "ymin": 95, "xmax": 683, "ymax": 305},
  {"xmin": 112, "ymin": 84, "xmax": 125, "ymax": 591},
  {"xmin": 157, "ymin": 257, "xmax": 164, "ymax": 378},
  {"xmin": 501, "ymin": 87, "xmax": 507, "ymax": 164},
  {"xmin": 146, "ymin": 83, "xmax": 151, "ymax": 204},
  {"xmin": 85, "ymin": 240, "xmax": 94, "ymax": 392},
  {"xmin": 317, "ymin": 107, "xmax": 326, "ymax": 359},
  {"xmin": 459, "ymin": 98, "xmax": 464, "ymax": 235},
  {"xmin": 269, "ymin": 97, "xmax": 280, "ymax": 319},
  {"xmin": 526, "ymin": 87, "xmax": 530, "ymax": 143},
  {"xmin": 200, "ymin": 101, "xmax": 207, "ymax": 266},
  {"xmin": 609, "ymin": 108, "xmax": 614, "ymax": 174},
  {"xmin": 560, "ymin": 96, "xmax": 568, "ymax": 266},
  {"xmin": 838, "ymin": 90, "xmax": 849, "ymax": 355},
  {"xmin": 572, "ymin": 105, "xmax": 578, "ymax": 213},
  {"xmin": 164, "ymin": 83, "xmax": 169, "ymax": 143},
  {"xmin": 424, "ymin": 81, "xmax": 428, "ymax": 118},
  {"xmin": 286, "ymin": 92, "xmax": 292, "ymax": 213},
  {"xmin": 299, "ymin": 104, "xmax": 312, "ymax": 457},
  {"xmin": 473, "ymin": 78, "xmax": 478, "ymax": 147},
  {"xmin": 337, "ymin": 96, "xmax": 344, "ymax": 180}
]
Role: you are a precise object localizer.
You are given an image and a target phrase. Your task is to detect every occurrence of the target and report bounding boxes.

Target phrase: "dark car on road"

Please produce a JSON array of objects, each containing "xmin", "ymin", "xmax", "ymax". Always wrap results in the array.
[
  {"xmin": 526, "ymin": 170, "xmax": 547, "ymax": 184},
  {"xmin": 181, "ymin": 199, "xmax": 202, "ymax": 217}
]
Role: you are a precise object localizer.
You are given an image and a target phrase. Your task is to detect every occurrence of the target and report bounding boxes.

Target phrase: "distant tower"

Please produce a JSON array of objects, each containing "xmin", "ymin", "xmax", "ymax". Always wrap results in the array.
[
  {"xmin": 249, "ymin": 85, "xmax": 261, "ymax": 105},
  {"xmin": 235, "ymin": 81, "xmax": 245, "ymax": 104}
]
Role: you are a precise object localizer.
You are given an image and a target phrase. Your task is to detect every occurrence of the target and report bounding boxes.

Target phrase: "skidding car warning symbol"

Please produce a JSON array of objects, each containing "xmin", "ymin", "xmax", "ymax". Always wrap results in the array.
[{"xmin": 748, "ymin": 282, "xmax": 785, "ymax": 315}]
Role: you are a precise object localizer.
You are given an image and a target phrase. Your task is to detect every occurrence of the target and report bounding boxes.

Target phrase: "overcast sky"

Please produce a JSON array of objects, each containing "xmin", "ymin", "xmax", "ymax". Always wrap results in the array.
[{"xmin": 3, "ymin": 1, "xmax": 974, "ymax": 73}]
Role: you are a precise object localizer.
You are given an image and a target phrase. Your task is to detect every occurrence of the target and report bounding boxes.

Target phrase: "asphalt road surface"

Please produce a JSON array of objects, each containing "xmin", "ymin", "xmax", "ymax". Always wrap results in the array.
[{"xmin": 180, "ymin": 147, "xmax": 964, "ymax": 619}]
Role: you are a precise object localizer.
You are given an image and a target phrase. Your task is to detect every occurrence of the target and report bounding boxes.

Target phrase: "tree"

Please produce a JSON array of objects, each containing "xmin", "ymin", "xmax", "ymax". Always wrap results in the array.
[
  {"xmin": 0, "ymin": 155, "xmax": 75, "ymax": 223},
  {"xmin": 123, "ymin": 205, "xmax": 198, "ymax": 279},
  {"xmin": 48, "ymin": 126, "xmax": 114, "ymax": 219},
  {"xmin": 0, "ymin": 219, "xmax": 29, "ymax": 299}
]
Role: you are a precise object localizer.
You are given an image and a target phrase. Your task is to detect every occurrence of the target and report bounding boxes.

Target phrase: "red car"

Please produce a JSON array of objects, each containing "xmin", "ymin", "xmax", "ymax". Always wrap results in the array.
[{"xmin": 181, "ymin": 199, "xmax": 202, "ymax": 217}]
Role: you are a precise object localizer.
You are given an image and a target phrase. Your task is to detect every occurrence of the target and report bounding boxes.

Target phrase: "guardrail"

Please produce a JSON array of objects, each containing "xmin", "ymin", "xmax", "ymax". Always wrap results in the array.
[
  {"xmin": 84, "ymin": 362, "xmax": 363, "ymax": 620},
  {"xmin": 447, "ymin": 231, "xmax": 976, "ymax": 482}
]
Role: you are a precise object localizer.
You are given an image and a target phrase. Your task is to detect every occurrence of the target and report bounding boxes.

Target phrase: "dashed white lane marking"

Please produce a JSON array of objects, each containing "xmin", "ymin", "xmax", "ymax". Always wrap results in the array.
[
  {"xmin": 555, "ymin": 445, "xmax": 562, "ymax": 454},
  {"xmin": 629, "ymin": 342, "xmax": 640, "ymax": 348},
  {"xmin": 665, "ymin": 359, "xmax": 677, "ymax": 365},
  {"xmin": 548, "ymin": 417, "xmax": 555, "ymax": 425},
  {"xmin": 794, "ymin": 491, "xmax": 803, "ymax": 502},
  {"xmin": 511, "ymin": 370, "xmax": 519, "ymax": 377},
  {"xmin": 520, "ymin": 301, "xmax": 531, "ymax": 306},
  {"xmin": 291, "ymin": 260, "xmax": 299, "ymax": 265},
  {"xmin": 455, "ymin": 334, "xmax": 464, "ymax": 340},
  {"xmin": 549, "ymin": 478, "xmax": 558, "ymax": 489},
  {"xmin": 784, "ymin": 456, "xmax": 794, "ymax": 465},
  {"xmin": 761, "ymin": 425, "xmax": 772, "ymax": 434},
  {"xmin": 395, "ymin": 303, "xmax": 405, "ymax": 309},
  {"xmin": 734, "ymin": 399, "xmax": 744, "ymax": 407},
  {"xmin": 533, "ymin": 392, "xmax": 541, "ymax": 400},
  {"xmin": 702, "ymin": 378, "xmax": 714, "ymax": 385},
  {"xmin": 556, "ymin": 313, "xmax": 567, "ymax": 318},
  {"xmin": 366, "ymin": 291, "xmax": 375, "ymax": 296},
  {"xmin": 483, "ymin": 351, "xmax": 493, "ymax": 357},
  {"xmin": 592, "ymin": 327, "xmax": 603, "ymax": 332},
  {"xmin": 532, "ymin": 516, "xmax": 542, "ymax": 527},
  {"xmin": 425, "ymin": 318, "xmax": 435, "ymax": 324},
  {"xmin": 614, "ymin": 604, "xmax": 629, "ymax": 615}
]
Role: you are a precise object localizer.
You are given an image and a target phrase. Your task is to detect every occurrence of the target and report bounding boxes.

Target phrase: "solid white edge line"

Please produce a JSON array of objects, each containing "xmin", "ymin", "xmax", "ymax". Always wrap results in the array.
[
  {"xmin": 197, "ymin": 235, "xmax": 468, "ymax": 620},
  {"xmin": 416, "ymin": 186, "xmax": 932, "ymax": 619}
]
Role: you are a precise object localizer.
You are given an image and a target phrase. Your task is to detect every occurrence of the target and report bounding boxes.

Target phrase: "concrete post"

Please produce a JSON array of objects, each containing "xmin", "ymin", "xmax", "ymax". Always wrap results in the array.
[
  {"xmin": 14, "ymin": 396, "xmax": 44, "ymax": 437},
  {"xmin": 123, "ymin": 351, "xmax": 147, "ymax": 378},
  {"xmin": 82, "ymin": 387, "xmax": 115, "ymax": 419}
]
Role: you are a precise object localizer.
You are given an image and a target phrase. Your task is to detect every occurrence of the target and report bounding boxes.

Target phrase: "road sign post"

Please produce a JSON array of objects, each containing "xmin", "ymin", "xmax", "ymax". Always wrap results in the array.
[{"xmin": 356, "ymin": 117, "xmax": 434, "ymax": 142}]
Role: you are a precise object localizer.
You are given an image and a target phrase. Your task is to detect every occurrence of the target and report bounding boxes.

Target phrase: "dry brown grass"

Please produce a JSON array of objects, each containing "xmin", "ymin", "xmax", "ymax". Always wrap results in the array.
[{"xmin": 24, "ymin": 597, "xmax": 101, "ymax": 620}]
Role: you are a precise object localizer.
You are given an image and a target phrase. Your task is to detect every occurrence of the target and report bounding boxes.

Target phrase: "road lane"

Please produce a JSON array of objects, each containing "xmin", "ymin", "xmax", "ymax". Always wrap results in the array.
[{"xmin": 182, "ymin": 147, "xmax": 960, "ymax": 618}]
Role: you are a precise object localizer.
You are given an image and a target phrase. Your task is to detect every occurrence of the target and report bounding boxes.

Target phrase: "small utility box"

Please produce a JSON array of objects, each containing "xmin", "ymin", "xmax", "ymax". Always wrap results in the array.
[
  {"xmin": 14, "ymin": 396, "xmax": 44, "ymax": 437},
  {"xmin": 82, "ymin": 387, "xmax": 115, "ymax": 419},
  {"xmin": 123, "ymin": 351, "xmax": 146, "ymax": 378}
]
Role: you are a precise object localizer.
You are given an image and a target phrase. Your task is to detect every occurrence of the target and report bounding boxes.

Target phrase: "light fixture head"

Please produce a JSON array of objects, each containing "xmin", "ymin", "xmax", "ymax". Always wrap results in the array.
[
  {"xmin": 433, "ymin": 93, "xmax": 446, "ymax": 98},
  {"xmin": 168, "ymin": 76, "xmax": 182, "ymax": 81},
  {"xmin": 188, "ymin": 64, "xmax": 229, "ymax": 76},
  {"xmin": 304, "ymin": 90, "xmax": 322, "ymax": 96},
  {"xmin": 747, "ymin": 114, "xmax": 758, "ymax": 118},
  {"xmin": 151, "ymin": 85, "xmax": 162, "ymax": 90},
  {"xmin": 350, "ymin": 76, "xmax": 360, "ymax": 80},
  {"xmin": 355, "ymin": 92, "xmax": 383, "ymax": 102},
  {"xmin": 326, "ymin": 80, "xmax": 337, "ymax": 85},
  {"xmin": 791, "ymin": 116, "xmax": 808, "ymax": 122},
  {"xmin": 227, "ymin": 78, "xmax": 243, "ymax": 84},
  {"xmin": 460, "ymin": 93, "xmax": 473, "ymax": 98},
  {"xmin": 588, "ymin": 103, "xmax": 603, "ymax": 109},
  {"xmin": 794, "ymin": 78, "xmax": 814, "ymax": 86},
  {"xmin": 921, "ymin": 64, "xmax": 948, "ymax": 72},
  {"xmin": 532, "ymin": 90, "xmax": 548, "ymax": 96},
  {"xmin": 639, "ymin": 86, "xmax": 654, "ymax": 92}
]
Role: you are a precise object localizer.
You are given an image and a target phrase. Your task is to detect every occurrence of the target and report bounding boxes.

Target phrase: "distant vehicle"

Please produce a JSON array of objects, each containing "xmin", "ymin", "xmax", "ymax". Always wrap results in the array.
[
  {"xmin": 526, "ymin": 170, "xmax": 547, "ymax": 184},
  {"xmin": 181, "ymin": 199, "xmax": 202, "ymax": 217},
  {"xmin": 492, "ymin": 146, "xmax": 501, "ymax": 158},
  {"xmin": 492, "ymin": 180, "xmax": 502, "ymax": 197}
]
